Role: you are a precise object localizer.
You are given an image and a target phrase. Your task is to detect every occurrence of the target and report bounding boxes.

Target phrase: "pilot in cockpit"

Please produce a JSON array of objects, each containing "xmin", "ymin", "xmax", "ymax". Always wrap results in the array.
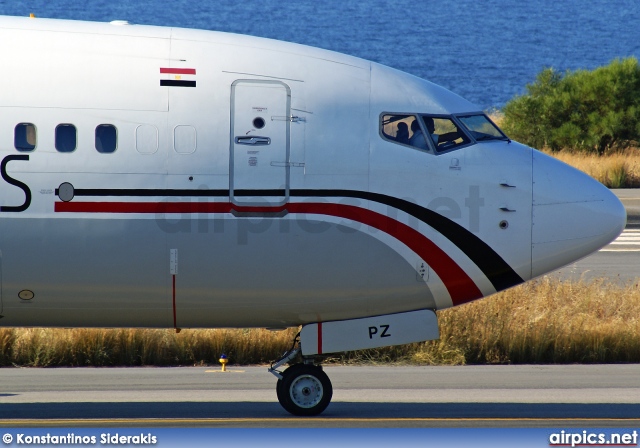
[
  {"xmin": 396, "ymin": 121, "xmax": 409, "ymax": 145},
  {"xmin": 423, "ymin": 117, "xmax": 439, "ymax": 146},
  {"xmin": 409, "ymin": 119, "xmax": 427, "ymax": 149}
]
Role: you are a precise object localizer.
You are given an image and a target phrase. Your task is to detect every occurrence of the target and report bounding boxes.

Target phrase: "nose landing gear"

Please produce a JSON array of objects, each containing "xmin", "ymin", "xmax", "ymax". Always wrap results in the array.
[
  {"xmin": 277, "ymin": 363, "xmax": 332, "ymax": 416},
  {"xmin": 269, "ymin": 334, "xmax": 333, "ymax": 416}
]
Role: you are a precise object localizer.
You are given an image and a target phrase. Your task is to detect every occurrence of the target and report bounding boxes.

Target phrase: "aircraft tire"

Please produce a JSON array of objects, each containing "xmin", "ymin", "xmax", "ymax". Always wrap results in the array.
[{"xmin": 277, "ymin": 364, "xmax": 332, "ymax": 416}]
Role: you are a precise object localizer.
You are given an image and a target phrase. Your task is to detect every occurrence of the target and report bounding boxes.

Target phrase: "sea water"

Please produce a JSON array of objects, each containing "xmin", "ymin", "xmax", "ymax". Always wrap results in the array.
[{"xmin": 1, "ymin": 0, "xmax": 638, "ymax": 109}]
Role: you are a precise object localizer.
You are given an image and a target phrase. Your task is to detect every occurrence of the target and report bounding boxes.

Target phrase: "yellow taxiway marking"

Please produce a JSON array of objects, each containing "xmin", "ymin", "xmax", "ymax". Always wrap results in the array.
[
  {"xmin": 0, "ymin": 418, "xmax": 639, "ymax": 426},
  {"xmin": 600, "ymin": 249, "xmax": 640, "ymax": 252},
  {"xmin": 205, "ymin": 370, "xmax": 245, "ymax": 373}
]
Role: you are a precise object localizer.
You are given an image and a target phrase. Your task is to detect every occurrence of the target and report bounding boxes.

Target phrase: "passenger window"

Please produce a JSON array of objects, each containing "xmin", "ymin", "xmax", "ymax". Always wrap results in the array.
[
  {"xmin": 423, "ymin": 116, "xmax": 471, "ymax": 153},
  {"xmin": 15, "ymin": 123, "xmax": 37, "ymax": 152},
  {"xmin": 174, "ymin": 125, "xmax": 196, "ymax": 154},
  {"xmin": 135, "ymin": 124, "xmax": 158, "ymax": 154},
  {"xmin": 55, "ymin": 124, "xmax": 77, "ymax": 152},
  {"xmin": 95, "ymin": 124, "xmax": 117, "ymax": 153},
  {"xmin": 381, "ymin": 114, "xmax": 428, "ymax": 150}
]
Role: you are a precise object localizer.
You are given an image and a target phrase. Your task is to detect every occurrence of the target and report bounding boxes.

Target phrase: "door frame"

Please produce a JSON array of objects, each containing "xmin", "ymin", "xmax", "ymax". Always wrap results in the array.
[{"xmin": 229, "ymin": 79, "xmax": 291, "ymax": 207}]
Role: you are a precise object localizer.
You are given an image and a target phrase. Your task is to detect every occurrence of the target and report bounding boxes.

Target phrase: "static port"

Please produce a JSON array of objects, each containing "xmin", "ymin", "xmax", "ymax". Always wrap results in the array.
[
  {"xmin": 499, "ymin": 220, "xmax": 509, "ymax": 229},
  {"xmin": 19, "ymin": 290, "xmax": 35, "ymax": 300}
]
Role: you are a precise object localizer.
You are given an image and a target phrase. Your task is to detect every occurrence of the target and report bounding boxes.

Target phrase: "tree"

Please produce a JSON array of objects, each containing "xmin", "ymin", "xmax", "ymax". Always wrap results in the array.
[{"xmin": 502, "ymin": 57, "xmax": 640, "ymax": 153}]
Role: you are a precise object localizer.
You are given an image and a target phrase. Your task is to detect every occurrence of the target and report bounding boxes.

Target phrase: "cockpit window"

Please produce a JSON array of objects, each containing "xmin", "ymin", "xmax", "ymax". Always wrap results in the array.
[
  {"xmin": 424, "ymin": 115, "xmax": 470, "ymax": 152},
  {"xmin": 457, "ymin": 114, "xmax": 508, "ymax": 142},
  {"xmin": 381, "ymin": 113, "xmax": 473, "ymax": 153},
  {"xmin": 381, "ymin": 114, "xmax": 428, "ymax": 150}
]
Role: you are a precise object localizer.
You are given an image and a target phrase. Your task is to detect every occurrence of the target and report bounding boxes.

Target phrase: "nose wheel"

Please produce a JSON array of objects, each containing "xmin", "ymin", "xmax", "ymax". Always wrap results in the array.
[
  {"xmin": 269, "ymin": 333, "xmax": 333, "ymax": 416},
  {"xmin": 276, "ymin": 364, "xmax": 332, "ymax": 416}
]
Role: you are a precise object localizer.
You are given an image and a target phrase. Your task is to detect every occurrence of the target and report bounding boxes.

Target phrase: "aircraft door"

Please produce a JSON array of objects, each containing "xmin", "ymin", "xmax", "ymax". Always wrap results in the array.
[{"xmin": 231, "ymin": 80, "xmax": 291, "ymax": 206}]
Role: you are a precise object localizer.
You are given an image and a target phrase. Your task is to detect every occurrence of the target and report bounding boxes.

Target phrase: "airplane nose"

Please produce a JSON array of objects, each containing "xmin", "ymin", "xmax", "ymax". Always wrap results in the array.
[{"xmin": 531, "ymin": 151, "xmax": 626, "ymax": 278}]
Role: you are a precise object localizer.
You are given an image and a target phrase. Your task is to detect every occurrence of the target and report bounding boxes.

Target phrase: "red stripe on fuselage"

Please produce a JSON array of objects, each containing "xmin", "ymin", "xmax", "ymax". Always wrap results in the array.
[
  {"xmin": 172, "ymin": 274, "xmax": 177, "ymax": 329},
  {"xmin": 54, "ymin": 202, "xmax": 288, "ymax": 214},
  {"xmin": 54, "ymin": 201, "xmax": 483, "ymax": 305},
  {"xmin": 288, "ymin": 202, "xmax": 482, "ymax": 305}
]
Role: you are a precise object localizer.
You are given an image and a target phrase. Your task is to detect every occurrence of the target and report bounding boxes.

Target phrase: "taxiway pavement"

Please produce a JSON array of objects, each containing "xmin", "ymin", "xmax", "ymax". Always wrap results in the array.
[{"xmin": 0, "ymin": 365, "xmax": 638, "ymax": 427}]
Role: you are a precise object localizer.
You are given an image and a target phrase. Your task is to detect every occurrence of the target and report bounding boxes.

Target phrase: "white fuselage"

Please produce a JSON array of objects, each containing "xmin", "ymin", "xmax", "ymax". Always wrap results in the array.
[{"xmin": 0, "ymin": 16, "xmax": 625, "ymax": 330}]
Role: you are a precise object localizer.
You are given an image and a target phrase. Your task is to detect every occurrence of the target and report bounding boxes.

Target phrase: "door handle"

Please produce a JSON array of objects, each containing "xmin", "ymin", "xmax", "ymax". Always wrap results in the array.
[{"xmin": 235, "ymin": 136, "xmax": 271, "ymax": 145}]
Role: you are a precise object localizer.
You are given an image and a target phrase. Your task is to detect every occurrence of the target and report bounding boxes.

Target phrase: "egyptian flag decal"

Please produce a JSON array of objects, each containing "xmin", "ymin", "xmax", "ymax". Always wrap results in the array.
[{"xmin": 160, "ymin": 68, "xmax": 196, "ymax": 87}]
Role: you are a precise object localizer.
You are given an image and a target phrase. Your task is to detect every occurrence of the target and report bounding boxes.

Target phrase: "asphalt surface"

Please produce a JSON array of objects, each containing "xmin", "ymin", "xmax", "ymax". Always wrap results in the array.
[
  {"xmin": 614, "ymin": 188, "xmax": 640, "ymax": 228},
  {"xmin": 0, "ymin": 365, "xmax": 638, "ymax": 428}
]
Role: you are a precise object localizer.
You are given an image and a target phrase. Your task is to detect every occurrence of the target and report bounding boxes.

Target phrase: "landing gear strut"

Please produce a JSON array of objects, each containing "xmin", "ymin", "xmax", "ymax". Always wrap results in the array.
[{"xmin": 269, "ymin": 334, "xmax": 333, "ymax": 416}]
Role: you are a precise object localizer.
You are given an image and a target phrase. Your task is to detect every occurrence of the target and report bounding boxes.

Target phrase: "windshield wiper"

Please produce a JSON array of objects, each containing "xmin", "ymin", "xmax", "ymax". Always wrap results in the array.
[{"xmin": 474, "ymin": 135, "xmax": 497, "ymax": 141}]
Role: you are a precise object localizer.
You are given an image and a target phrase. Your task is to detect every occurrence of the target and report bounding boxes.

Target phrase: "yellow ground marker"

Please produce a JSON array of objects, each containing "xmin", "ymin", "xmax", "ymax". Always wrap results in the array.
[{"xmin": 204, "ymin": 354, "xmax": 245, "ymax": 373}]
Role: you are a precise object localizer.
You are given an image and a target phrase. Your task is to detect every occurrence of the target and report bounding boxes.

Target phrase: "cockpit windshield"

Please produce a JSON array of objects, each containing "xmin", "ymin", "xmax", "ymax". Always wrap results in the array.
[
  {"xmin": 381, "ymin": 112, "xmax": 508, "ymax": 155},
  {"xmin": 380, "ymin": 114, "xmax": 471, "ymax": 153},
  {"xmin": 457, "ymin": 114, "xmax": 508, "ymax": 142},
  {"xmin": 424, "ymin": 116, "xmax": 470, "ymax": 152}
]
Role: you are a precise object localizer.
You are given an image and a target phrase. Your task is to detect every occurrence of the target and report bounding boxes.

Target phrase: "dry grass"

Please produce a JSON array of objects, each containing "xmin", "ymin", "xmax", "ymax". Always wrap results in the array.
[
  {"xmin": 0, "ymin": 327, "xmax": 298, "ymax": 367},
  {"xmin": 336, "ymin": 277, "xmax": 640, "ymax": 365},
  {"xmin": 548, "ymin": 149, "xmax": 640, "ymax": 188},
  {"xmin": 0, "ymin": 278, "xmax": 639, "ymax": 366},
  {"xmin": 436, "ymin": 277, "xmax": 640, "ymax": 364}
]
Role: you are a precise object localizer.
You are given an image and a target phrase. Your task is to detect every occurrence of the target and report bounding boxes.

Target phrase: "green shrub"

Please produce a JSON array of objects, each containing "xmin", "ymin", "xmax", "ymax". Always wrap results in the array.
[
  {"xmin": 605, "ymin": 161, "xmax": 629, "ymax": 188},
  {"xmin": 502, "ymin": 57, "xmax": 640, "ymax": 153}
]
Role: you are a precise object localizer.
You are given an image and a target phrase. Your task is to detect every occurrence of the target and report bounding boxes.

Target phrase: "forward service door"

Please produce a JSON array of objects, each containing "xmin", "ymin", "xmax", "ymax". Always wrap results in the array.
[{"xmin": 230, "ymin": 80, "xmax": 291, "ymax": 206}]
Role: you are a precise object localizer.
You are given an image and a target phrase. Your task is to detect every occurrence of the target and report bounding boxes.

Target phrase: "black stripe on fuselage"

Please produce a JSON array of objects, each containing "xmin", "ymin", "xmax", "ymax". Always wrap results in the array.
[
  {"xmin": 55, "ymin": 188, "xmax": 230, "ymax": 197},
  {"xmin": 56, "ymin": 189, "xmax": 285, "ymax": 197},
  {"xmin": 291, "ymin": 189, "xmax": 524, "ymax": 292},
  {"xmin": 160, "ymin": 80, "xmax": 196, "ymax": 87},
  {"xmin": 57, "ymin": 187, "xmax": 524, "ymax": 292}
]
